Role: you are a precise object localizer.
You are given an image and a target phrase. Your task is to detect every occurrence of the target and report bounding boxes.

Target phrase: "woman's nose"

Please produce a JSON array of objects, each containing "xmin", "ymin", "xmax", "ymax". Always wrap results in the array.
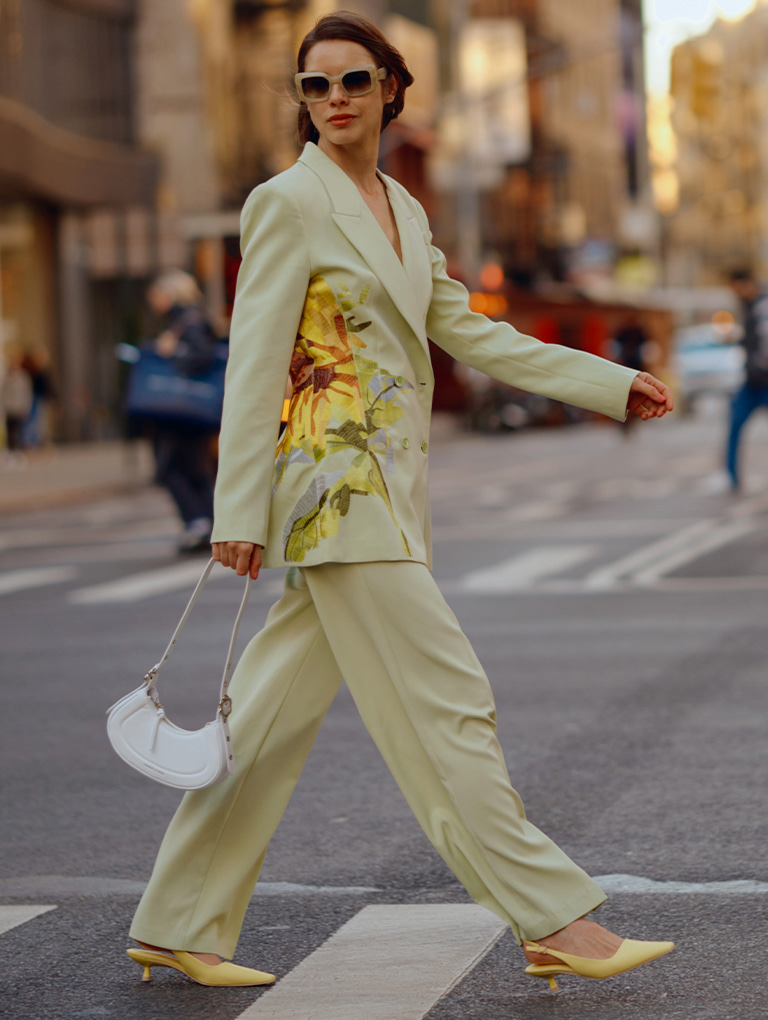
[{"xmin": 329, "ymin": 82, "xmax": 348, "ymax": 104}]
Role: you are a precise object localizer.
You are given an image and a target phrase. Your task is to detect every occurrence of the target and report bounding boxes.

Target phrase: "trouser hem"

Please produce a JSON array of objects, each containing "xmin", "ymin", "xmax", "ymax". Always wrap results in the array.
[
  {"xmin": 518, "ymin": 887, "xmax": 608, "ymax": 943},
  {"xmin": 128, "ymin": 921, "xmax": 237, "ymax": 960}
]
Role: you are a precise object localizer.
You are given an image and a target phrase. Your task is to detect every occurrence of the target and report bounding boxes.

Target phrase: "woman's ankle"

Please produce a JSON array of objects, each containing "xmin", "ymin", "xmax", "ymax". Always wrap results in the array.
[
  {"xmin": 523, "ymin": 918, "xmax": 623, "ymax": 964},
  {"xmin": 134, "ymin": 940, "xmax": 221, "ymax": 965}
]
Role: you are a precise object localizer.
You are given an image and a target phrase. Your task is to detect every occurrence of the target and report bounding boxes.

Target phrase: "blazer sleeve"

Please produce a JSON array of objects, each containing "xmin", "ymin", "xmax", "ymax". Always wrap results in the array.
[
  {"xmin": 412, "ymin": 203, "xmax": 636, "ymax": 422},
  {"xmin": 211, "ymin": 183, "xmax": 311, "ymax": 545}
]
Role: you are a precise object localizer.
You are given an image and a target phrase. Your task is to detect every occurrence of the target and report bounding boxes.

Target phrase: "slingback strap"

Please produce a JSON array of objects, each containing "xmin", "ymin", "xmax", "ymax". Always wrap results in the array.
[{"xmin": 143, "ymin": 558, "xmax": 252, "ymax": 717}]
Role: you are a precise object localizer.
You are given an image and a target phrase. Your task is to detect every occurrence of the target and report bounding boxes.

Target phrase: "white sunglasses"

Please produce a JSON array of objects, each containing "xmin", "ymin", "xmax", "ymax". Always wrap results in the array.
[{"xmin": 295, "ymin": 64, "xmax": 387, "ymax": 103}]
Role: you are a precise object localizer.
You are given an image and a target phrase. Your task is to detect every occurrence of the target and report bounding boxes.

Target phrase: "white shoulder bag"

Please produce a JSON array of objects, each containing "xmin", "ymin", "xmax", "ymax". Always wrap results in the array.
[{"xmin": 106, "ymin": 558, "xmax": 252, "ymax": 790}]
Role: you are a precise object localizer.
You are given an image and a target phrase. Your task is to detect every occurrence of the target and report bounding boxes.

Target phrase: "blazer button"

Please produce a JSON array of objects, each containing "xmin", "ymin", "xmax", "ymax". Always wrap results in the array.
[
  {"xmin": 395, "ymin": 375, "xmax": 405, "ymax": 386},
  {"xmin": 421, "ymin": 441, "xmax": 429, "ymax": 454},
  {"xmin": 401, "ymin": 437, "xmax": 410, "ymax": 449}
]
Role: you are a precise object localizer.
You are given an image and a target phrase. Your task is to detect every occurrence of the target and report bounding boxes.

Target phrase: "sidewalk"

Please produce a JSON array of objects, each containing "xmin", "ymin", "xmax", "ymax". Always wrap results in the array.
[
  {"xmin": 0, "ymin": 440, "xmax": 155, "ymax": 516},
  {"xmin": 0, "ymin": 415, "xmax": 464, "ymax": 517}
]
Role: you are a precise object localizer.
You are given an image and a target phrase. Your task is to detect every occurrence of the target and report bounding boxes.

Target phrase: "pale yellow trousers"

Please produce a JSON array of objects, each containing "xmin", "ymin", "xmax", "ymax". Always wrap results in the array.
[{"xmin": 130, "ymin": 561, "xmax": 605, "ymax": 958}]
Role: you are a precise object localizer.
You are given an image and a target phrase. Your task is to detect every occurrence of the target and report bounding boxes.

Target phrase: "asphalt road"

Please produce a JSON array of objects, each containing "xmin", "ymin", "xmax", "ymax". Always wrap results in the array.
[{"xmin": 2, "ymin": 398, "xmax": 768, "ymax": 1020}]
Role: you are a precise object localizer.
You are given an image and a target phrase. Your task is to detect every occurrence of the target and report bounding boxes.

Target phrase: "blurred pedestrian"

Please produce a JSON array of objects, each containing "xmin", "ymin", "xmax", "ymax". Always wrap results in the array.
[
  {"xmin": 725, "ymin": 267, "xmax": 768, "ymax": 491},
  {"xmin": 147, "ymin": 270, "xmax": 218, "ymax": 552},
  {"xmin": 22, "ymin": 347, "xmax": 55, "ymax": 448},
  {"xmin": 614, "ymin": 313, "xmax": 648, "ymax": 373},
  {"xmin": 613, "ymin": 313, "xmax": 649, "ymax": 436},
  {"xmin": 2, "ymin": 346, "xmax": 33, "ymax": 467},
  {"xmin": 127, "ymin": 12, "xmax": 674, "ymax": 992}
]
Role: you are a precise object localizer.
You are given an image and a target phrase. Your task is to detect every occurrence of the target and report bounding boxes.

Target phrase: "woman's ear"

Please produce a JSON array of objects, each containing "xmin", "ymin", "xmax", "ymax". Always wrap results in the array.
[{"xmin": 384, "ymin": 73, "xmax": 398, "ymax": 105}]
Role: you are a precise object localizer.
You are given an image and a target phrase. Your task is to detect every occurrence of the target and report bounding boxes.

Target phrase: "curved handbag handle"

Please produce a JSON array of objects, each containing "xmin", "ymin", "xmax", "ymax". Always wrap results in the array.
[{"xmin": 144, "ymin": 558, "xmax": 252, "ymax": 719}]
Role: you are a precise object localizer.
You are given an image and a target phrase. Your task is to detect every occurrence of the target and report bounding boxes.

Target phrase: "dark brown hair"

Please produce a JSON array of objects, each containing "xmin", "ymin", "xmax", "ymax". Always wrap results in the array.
[{"xmin": 296, "ymin": 11, "xmax": 414, "ymax": 146}]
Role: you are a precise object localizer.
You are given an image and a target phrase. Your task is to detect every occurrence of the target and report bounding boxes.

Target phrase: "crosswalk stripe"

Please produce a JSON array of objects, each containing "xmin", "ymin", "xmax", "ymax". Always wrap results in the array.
[
  {"xmin": 0, "ymin": 566, "xmax": 77, "ymax": 596},
  {"xmin": 632, "ymin": 518, "xmax": 756, "ymax": 585},
  {"xmin": 595, "ymin": 874, "xmax": 768, "ymax": 894},
  {"xmin": 459, "ymin": 545, "xmax": 596, "ymax": 592},
  {"xmin": 585, "ymin": 517, "xmax": 757, "ymax": 590},
  {"xmin": 0, "ymin": 875, "xmax": 377, "ymax": 898},
  {"xmin": 0, "ymin": 904, "xmax": 56, "ymax": 936},
  {"xmin": 0, "ymin": 519, "xmax": 176, "ymax": 552},
  {"xmin": 583, "ymin": 520, "xmax": 715, "ymax": 590},
  {"xmin": 503, "ymin": 499, "xmax": 566, "ymax": 522},
  {"xmin": 68, "ymin": 560, "xmax": 225, "ymax": 604},
  {"xmin": 236, "ymin": 905, "xmax": 506, "ymax": 1020}
]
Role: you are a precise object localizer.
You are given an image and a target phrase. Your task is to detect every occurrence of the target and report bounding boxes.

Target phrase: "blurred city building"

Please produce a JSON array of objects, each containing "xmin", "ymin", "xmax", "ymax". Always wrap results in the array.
[
  {"xmin": 0, "ymin": 0, "xmax": 661, "ymax": 442},
  {"xmin": 0, "ymin": 0, "xmax": 160, "ymax": 440},
  {"xmin": 666, "ymin": 5, "xmax": 768, "ymax": 286},
  {"xmin": 428, "ymin": 0, "xmax": 656, "ymax": 294}
]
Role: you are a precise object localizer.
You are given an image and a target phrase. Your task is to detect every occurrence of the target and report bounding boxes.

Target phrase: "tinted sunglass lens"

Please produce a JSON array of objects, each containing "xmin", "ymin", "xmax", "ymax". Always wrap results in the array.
[
  {"xmin": 342, "ymin": 69, "xmax": 373, "ymax": 95},
  {"xmin": 302, "ymin": 76, "xmax": 330, "ymax": 100}
]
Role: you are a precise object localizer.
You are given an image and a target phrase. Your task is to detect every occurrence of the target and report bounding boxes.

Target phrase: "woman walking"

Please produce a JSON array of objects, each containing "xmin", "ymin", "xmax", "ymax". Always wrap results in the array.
[{"xmin": 127, "ymin": 12, "xmax": 674, "ymax": 991}]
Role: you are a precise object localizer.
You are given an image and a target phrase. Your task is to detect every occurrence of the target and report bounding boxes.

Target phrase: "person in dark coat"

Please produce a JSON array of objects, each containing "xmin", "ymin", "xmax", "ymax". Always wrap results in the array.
[{"xmin": 147, "ymin": 271, "xmax": 219, "ymax": 551}]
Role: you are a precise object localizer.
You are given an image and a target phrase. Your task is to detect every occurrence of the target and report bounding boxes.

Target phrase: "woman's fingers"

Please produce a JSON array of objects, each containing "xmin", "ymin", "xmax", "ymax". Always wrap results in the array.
[
  {"xmin": 248, "ymin": 545, "xmax": 263, "ymax": 580},
  {"xmin": 628, "ymin": 372, "xmax": 674, "ymax": 417},
  {"xmin": 234, "ymin": 543, "xmax": 254, "ymax": 576},
  {"xmin": 211, "ymin": 541, "xmax": 262, "ymax": 579}
]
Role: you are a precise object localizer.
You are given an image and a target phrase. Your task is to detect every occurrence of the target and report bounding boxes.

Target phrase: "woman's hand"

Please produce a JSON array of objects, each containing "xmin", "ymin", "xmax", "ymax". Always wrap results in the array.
[
  {"xmin": 626, "ymin": 371, "xmax": 674, "ymax": 420},
  {"xmin": 212, "ymin": 541, "xmax": 263, "ymax": 580}
]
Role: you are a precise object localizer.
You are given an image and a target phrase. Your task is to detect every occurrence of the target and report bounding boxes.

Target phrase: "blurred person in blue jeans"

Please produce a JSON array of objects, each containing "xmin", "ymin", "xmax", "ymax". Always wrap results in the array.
[
  {"xmin": 22, "ymin": 347, "xmax": 56, "ymax": 448},
  {"xmin": 725, "ymin": 267, "xmax": 768, "ymax": 491},
  {"xmin": 2, "ymin": 346, "xmax": 33, "ymax": 467},
  {"xmin": 147, "ymin": 271, "xmax": 218, "ymax": 552}
]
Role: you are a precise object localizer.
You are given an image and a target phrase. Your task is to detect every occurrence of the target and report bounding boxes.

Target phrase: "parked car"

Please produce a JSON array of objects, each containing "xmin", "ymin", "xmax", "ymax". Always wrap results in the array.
[
  {"xmin": 462, "ymin": 371, "xmax": 589, "ymax": 432},
  {"xmin": 673, "ymin": 323, "xmax": 744, "ymax": 406}
]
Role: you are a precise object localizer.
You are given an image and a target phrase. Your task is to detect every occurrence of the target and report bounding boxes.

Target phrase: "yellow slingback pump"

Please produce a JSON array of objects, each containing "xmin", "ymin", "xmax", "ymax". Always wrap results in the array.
[
  {"xmin": 127, "ymin": 946, "xmax": 276, "ymax": 987},
  {"xmin": 522, "ymin": 938, "xmax": 674, "ymax": 991}
]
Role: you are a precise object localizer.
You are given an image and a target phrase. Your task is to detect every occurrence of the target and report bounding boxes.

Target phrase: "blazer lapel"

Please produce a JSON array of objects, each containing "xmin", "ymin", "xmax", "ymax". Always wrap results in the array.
[
  {"xmin": 298, "ymin": 143, "xmax": 431, "ymax": 359},
  {"xmin": 383, "ymin": 177, "xmax": 433, "ymax": 328}
]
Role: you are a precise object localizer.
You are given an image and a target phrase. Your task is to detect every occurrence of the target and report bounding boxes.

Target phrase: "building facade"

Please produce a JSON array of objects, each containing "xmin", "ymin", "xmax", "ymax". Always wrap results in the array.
[
  {"xmin": 428, "ymin": 0, "xmax": 654, "ymax": 290},
  {"xmin": 667, "ymin": 6, "xmax": 768, "ymax": 286},
  {"xmin": 0, "ymin": 0, "xmax": 163, "ymax": 440}
]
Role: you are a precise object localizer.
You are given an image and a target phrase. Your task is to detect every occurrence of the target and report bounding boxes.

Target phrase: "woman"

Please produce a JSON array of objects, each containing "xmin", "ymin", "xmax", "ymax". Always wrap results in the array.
[
  {"xmin": 146, "ymin": 271, "xmax": 219, "ymax": 553},
  {"xmin": 127, "ymin": 13, "xmax": 674, "ymax": 992}
]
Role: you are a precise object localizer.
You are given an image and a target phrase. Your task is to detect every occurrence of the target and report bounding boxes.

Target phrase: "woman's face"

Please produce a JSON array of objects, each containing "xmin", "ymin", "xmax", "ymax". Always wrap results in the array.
[{"xmin": 303, "ymin": 39, "xmax": 395, "ymax": 153}]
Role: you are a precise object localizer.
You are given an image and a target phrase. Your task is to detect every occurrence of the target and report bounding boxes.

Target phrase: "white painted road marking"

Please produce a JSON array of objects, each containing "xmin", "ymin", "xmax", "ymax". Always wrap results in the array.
[
  {"xmin": 0, "ymin": 904, "xmax": 56, "ymax": 936},
  {"xmin": 237, "ymin": 905, "xmax": 506, "ymax": 1020},
  {"xmin": 584, "ymin": 519, "xmax": 716, "ymax": 590},
  {"xmin": 632, "ymin": 518, "xmax": 756, "ymax": 586},
  {"xmin": 250, "ymin": 881, "xmax": 379, "ymax": 896},
  {"xmin": 503, "ymin": 499, "xmax": 566, "ymax": 522},
  {"xmin": 4, "ymin": 872, "xmax": 764, "ymax": 901},
  {"xmin": 595, "ymin": 874, "xmax": 768, "ymax": 895},
  {"xmin": 0, "ymin": 566, "xmax": 77, "ymax": 596},
  {"xmin": 0, "ymin": 875, "xmax": 377, "ymax": 898},
  {"xmin": 0, "ymin": 518, "xmax": 175, "ymax": 552},
  {"xmin": 460, "ymin": 545, "xmax": 597, "ymax": 592},
  {"xmin": 584, "ymin": 517, "xmax": 757, "ymax": 590},
  {"xmin": 69, "ymin": 560, "xmax": 227, "ymax": 604}
]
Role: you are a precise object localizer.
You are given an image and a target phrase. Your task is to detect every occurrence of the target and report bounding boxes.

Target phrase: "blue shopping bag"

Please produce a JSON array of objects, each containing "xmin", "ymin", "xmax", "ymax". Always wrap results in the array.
[{"xmin": 124, "ymin": 342, "xmax": 228, "ymax": 430}]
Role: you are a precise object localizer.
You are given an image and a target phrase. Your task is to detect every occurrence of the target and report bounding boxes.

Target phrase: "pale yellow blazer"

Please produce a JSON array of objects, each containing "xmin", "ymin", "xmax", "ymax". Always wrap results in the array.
[{"xmin": 211, "ymin": 142, "xmax": 636, "ymax": 569}]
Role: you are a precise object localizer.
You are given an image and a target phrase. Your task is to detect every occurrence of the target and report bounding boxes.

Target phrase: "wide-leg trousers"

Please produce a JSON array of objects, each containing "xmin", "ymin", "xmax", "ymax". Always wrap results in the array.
[{"xmin": 130, "ymin": 561, "xmax": 605, "ymax": 959}]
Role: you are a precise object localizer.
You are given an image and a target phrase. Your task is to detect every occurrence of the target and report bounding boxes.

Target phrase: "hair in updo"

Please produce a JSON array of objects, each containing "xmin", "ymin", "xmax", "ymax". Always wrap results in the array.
[{"xmin": 296, "ymin": 11, "xmax": 414, "ymax": 145}]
